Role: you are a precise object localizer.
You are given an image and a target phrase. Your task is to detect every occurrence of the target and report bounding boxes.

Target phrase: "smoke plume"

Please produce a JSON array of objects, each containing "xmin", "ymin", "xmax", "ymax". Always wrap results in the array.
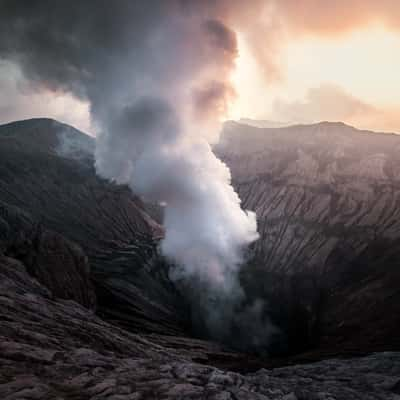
[{"xmin": 0, "ymin": 1, "xmax": 272, "ymax": 348}]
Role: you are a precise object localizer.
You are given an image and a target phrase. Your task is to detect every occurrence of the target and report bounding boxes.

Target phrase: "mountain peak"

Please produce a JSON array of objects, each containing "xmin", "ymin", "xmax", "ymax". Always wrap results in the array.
[{"xmin": 0, "ymin": 118, "xmax": 94, "ymax": 159}]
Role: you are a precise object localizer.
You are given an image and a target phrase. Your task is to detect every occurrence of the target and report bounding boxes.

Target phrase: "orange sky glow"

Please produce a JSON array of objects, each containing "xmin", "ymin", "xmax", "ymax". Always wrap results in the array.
[
  {"xmin": 229, "ymin": 24, "xmax": 400, "ymax": 133},
  {"xmin": 226, "ymin": 1, "xmax": 400, "ymax": 133}
]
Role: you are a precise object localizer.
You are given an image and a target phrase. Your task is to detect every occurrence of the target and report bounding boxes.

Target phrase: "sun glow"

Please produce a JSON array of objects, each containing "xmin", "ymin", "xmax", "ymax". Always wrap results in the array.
[{"xmin": 228, "ymin": 25, "xmax": 400, "ymax": 132}]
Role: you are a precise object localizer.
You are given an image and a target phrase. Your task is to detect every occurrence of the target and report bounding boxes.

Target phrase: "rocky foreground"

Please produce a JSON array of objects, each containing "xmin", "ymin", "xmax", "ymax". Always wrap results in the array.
[{"xmin": 1, "ymin": 250, "xmax": 400, "ymax": 399}]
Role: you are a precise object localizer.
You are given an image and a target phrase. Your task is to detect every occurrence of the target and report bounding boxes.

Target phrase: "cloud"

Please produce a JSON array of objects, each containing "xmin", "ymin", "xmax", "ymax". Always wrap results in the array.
[
  {"xmin": 271, "ymin": 83, "xmax": 400, "ymax": 133},
  {"xmin": 274, "ymin": 1, "xmax": 400, "ymax": 36},
  {"xmin": 272, "ymin": 84, "xmax": 374, "ymax": 123},
  {"xmin": 0, "ymin": 60, "xmax": 91, "ymax": 132},
  {"xmin": 222, "ymin": 1, "xmax": 400, "ymax": 82}
]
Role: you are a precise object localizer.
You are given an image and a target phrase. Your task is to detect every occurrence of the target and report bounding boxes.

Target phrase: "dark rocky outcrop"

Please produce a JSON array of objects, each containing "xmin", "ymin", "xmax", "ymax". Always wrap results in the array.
[{"xmin": 0, "ymin": 200, "xmax": 95, "ymax": 309}]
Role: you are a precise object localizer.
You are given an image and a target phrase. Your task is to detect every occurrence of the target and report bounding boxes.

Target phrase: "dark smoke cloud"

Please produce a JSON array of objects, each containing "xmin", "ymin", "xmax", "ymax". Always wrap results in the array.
[
  {"xmin": 203, "ymin": 19, "xmax": 238, "ymax": 55},
  {"xmin": 0, "ymin": 1, "xmax": 238, "ymax": 100},
  {"xmin": 192, "ymin": 81, "xmax": 235, "ymax": 121},
  {"xmin": 0, "ymin": 0, "xmax": 273, "ymax": 350}
]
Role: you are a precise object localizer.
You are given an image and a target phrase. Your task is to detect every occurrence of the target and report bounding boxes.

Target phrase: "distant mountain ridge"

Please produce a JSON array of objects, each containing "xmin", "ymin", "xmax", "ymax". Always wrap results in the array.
[
  {"xmin": 233, "ymin": 119, "xmax": 400, "ymax": 135},
  {"xmin": 237, "ymin": 118, "xmax": 294, "ymax": 129}
]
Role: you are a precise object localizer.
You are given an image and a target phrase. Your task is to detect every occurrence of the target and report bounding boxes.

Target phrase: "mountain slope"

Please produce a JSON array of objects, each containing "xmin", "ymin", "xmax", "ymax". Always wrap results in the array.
[
  {"xmin": 1, "ymin": 117, "xmax": 399, "ymax": 366},
  {"xmin": 0, "ymin": 118, "xmax": 187, "ymax": 336},
  {"xmin": 218, "ymin": 120, "xmax": 400, "ymax": 354}
]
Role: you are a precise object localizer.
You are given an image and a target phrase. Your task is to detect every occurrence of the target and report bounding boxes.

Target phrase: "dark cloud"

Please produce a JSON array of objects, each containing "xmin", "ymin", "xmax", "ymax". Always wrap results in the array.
[
  {"xmin": 0, "ymin": 1, "xmax": 240, "ymax": 106},
  {"xmin": 203, "ymin": 19, "xmax": 238, "ymax": 56},
  {"xmin": 192, "ymin": 81, "xmax": 235, "ymax": 120},
  {"xmin": 0, "ymin": 1, "xmax": 170, "ymax": 98}
]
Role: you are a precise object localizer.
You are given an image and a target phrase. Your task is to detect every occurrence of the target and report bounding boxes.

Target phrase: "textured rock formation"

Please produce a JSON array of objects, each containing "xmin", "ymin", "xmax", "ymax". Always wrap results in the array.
[
  {"xmin": 0, "ymin": 118, "xmax": 187, "ymax": 336},
  {"xmin": 217, "ymin": 120, "xmax": 400, "ymax": 355},
  {"xmin": 0, "ymin": 200, "xmax": 95, "ymax": 309},
  {"xmin": 1, "ymin": 258, "xmax": 400, "ymax": 399}
]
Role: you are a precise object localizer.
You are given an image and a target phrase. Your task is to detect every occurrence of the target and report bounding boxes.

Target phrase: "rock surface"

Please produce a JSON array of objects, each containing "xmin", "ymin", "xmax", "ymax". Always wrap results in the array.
[
  {"xmin": 0, "ymin": 200, "xmax": 95, "ymax": 309},
  {"xmin": 0, "ymin": 118, "xmax": 187, "ymax": 336},
  {"xmin": 1, "ymin": 258, "xmax": 400, "ymax": 399},
  {"xmin": 217, "ymin": 121, "xmax": 400, "ymax": 355}
]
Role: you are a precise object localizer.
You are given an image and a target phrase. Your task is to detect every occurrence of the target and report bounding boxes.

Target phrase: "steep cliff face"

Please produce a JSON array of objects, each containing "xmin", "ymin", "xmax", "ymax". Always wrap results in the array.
[
  {"xmin": 217, "ymin": 121, "xmax": 400, "ymax": 354},
  {"xmin": 0, "ymin": 118, "xmax": 187, "ymax": 336}
]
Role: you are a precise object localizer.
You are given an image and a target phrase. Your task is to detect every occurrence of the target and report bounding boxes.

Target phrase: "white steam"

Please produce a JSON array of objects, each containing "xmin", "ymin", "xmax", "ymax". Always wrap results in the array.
[
  {"xmin": 0, "ymin": 1, "xmax": 264, "ymax": 346},
  {"xmin": 93, "ymin": 14, "xmax": 260, "ymax": 343},
  {"xmin": 95, "ymin": 92, "xmax": 260, "ymax": 340}
]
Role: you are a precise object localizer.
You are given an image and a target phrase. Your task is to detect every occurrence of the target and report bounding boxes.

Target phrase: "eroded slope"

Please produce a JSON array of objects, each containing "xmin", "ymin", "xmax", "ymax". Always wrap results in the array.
[
  {"xmin": 217, "ymin": 121, "xmax": 400, "ymax": 354},
  {"xmin": 0, "ymin": 118, "xmax": 186, "ymax": 336}
]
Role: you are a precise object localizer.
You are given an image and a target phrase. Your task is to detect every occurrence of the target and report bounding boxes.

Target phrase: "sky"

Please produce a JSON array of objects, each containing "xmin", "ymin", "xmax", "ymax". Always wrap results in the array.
[
  {"xmin": 0, "ymin": 1, "xmax": 399, "ymax": 134},
  {"xmin": 0, "ymin": 60, "xmax": 91, "ymax": 132},
  {"xmin": 229, "ymin": 23, "xmax": 400, "ymax": 133}
]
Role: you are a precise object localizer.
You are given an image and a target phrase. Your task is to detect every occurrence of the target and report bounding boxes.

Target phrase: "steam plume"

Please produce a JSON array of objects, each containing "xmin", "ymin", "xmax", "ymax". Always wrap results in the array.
[{"xmin": 0, "ymin": 1, "xmax": 267, "ymax": 346}]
